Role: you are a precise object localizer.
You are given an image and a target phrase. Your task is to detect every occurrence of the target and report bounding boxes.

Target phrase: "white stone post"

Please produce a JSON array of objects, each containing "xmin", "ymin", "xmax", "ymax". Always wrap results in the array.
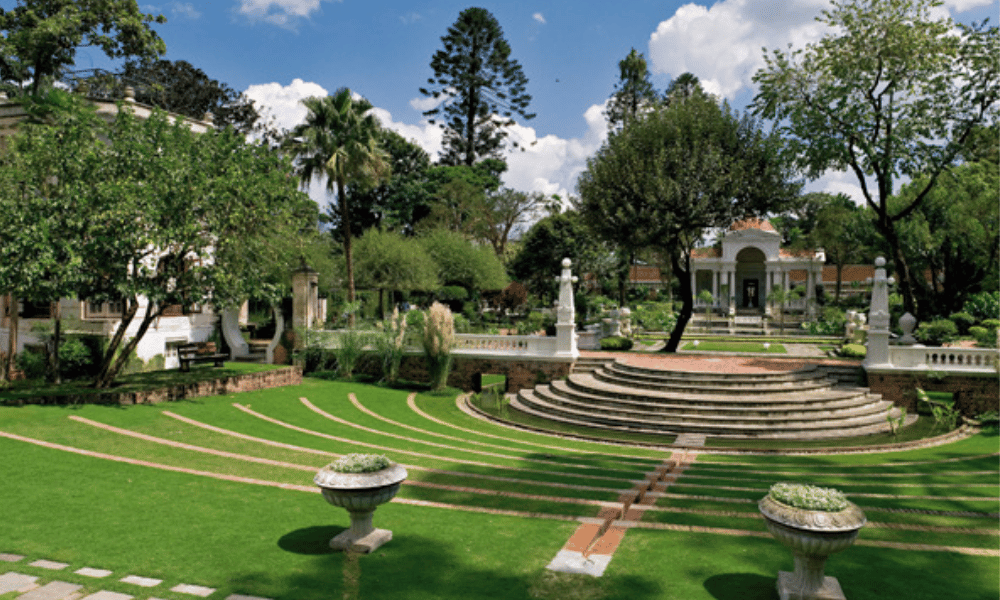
[
  {"xmin": 864, "ymin": 257, "xmax": 892, "ymax": 369},
  {"xmin": 292, "ymin": 262, "xmax": 319, "ymax": 330},
  {"xmin": 554, "ymin": 258, "xmax": 579, "ymax": 359},
  {"xmin": 711, "ymin": 269, "xmax": 718, "ymax": 311}
]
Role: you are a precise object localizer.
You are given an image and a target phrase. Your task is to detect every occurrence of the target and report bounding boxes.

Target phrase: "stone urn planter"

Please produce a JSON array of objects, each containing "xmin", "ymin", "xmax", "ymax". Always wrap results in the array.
[
  {"xmin": 314, "ymin": 455, "xmax": 407, "ymax": 554},
  {"xmin": 759, "ymin": 483, "xmax": 866, "ymax": 600}
]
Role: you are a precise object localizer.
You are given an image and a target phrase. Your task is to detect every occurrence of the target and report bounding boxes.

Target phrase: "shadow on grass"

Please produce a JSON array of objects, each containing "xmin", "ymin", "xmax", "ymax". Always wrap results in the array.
[
  {"xmin": 278, "ymin": 525, "xmax": 343, "ymax": 555},
  {"xmin": 235, "ymin": 532, "xmax": 661, "ymax": 600},
  {"xmin": 703, "ymin": 573, "xmax": 776, "ymax": 600}
]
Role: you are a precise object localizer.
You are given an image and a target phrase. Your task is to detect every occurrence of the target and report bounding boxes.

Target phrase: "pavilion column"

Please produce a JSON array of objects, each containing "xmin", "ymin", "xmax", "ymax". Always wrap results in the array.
[{"xmin": 711, "ymin": 268, "xmax": 718, "ymax": 309}]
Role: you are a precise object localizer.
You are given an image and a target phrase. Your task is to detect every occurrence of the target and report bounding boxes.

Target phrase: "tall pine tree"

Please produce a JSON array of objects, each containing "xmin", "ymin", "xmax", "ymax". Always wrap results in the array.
[{"xmin": 419, "ymin": 7, "xmax": 534, "ymax": 166}]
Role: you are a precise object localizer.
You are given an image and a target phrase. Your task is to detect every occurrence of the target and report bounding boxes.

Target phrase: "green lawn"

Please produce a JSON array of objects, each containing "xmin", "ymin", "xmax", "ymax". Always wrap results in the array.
[
  {"xmin": 682, "ymin": 341, "xmax": 787, "ymax": 353},
  {"xmin": 0, "ymin": 377, "xmax": 995, "ymax": 600}
]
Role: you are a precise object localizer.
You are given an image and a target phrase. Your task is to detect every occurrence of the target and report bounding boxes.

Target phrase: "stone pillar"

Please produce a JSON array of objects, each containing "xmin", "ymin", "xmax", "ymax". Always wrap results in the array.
[
  {"xmin": 806, "ymin": 267, "xmax": 816, "ymax": 318},
  {"xmin": 864, "ymin": 257, "xmax": 892, "ymax": 369},
  {"xmin": 711, "ymin": 268, "xmax": 718, "ymax": 310},
  {"xmin": 554, "ymin": 258, "xmax": 579, "ymax": 359},
  {"xmin": 292, "ymin": 262, "xmax": 319, "ymax": 330}
]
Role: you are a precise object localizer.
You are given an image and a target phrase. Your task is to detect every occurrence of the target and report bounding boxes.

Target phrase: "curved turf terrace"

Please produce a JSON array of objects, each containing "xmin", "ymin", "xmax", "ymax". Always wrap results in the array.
[{"xmin": 0, "ymin": 376, "xmax": 997, "ymax": 600}]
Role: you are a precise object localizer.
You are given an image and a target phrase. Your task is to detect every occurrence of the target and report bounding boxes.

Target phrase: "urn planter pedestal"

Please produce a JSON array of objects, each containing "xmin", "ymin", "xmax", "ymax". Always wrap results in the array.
[
  {"xmin": 758, "ymin": 495, "xmax": 866, "ymax": 600},
  {"xmin": 314, "ymin": 464, "xmax": 407, "ymax": 554}
]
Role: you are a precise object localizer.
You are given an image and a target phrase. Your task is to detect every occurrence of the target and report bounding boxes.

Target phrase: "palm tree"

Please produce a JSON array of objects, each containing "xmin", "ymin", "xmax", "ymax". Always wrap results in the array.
[{"xmin": 285, "ymin": 88, "xmax": 390, "ymax": 326}]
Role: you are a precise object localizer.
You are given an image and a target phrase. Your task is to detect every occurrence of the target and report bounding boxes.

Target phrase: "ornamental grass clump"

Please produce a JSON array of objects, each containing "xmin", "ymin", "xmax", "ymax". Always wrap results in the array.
[
  {"xmin": 422, "ymin": 302, "xmax": 456, "ymax": 391},
  {"xmin": 768, "ymin": 482, "xmax": 850, "ymax": 512},
  {"xmin": 328, "ymin": 453, "xmax": 391, "ymax": 474},
  {"xmin": 374, "ymin": 307, "xmax": 407, "ymax": 384}
]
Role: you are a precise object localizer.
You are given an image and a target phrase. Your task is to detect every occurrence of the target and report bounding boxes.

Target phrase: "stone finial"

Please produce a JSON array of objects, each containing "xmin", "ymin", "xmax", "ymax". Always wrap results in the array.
[
  {"xmin": 203, "ymin": 112, "xmax": 214, "ymax": 124},
  {"xmin": 124, "ymin": 86, "xmax": 136, "ymax": 102},
  {"xmin": 898, "ymin": 312, "xmax": 918, "ymax": 345}
]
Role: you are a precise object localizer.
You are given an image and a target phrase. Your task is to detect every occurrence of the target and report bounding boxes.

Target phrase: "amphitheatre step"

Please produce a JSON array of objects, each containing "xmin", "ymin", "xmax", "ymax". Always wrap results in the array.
[
  {"xmin": 510, "ymin": 392, "xmax": 896, "ymax": 439},
  {"xmin": 537, "ymin": 380, "xmax": 886, "ymax": 419},
  {"xmin": 516, "ymin": 356, "xmax": 894, "ymax": 439},
  {"xmin": 520, "ymin": 387, "xmax": 892, "ymax": 431}
]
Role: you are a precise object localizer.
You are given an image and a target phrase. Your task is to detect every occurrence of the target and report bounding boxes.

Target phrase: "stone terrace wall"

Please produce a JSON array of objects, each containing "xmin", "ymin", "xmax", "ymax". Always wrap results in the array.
[
  {"xmin": 394, "ymin": 355, "xmax": 572, "ymax": 394},
  {"xmin": 866, "ymin": 370, "xmax": 999, "ymax": 417},
  {"xmin": 5, "ymin": 367, "xmax": 302, "ymax": 406}
]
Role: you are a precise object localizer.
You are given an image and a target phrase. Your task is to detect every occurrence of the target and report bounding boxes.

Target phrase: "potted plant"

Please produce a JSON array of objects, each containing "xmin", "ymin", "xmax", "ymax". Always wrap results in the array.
[
  {"xmin": 314, "ymin": 454, "xmax": 407, "ymax": 553},
  {"xmin": 759, "ymin": 482, "xmax": 866, "ymax": 600}
]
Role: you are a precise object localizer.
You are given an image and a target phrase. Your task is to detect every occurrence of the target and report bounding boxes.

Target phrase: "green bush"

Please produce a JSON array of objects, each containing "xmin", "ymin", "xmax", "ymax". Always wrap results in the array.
[
  {"xmin": 58, "ymin": 338, "xmax": 94, "ymax": 380},
  {"xmin": 516, "ymin": 311, "xmax": 549, "ymax": 336},
  {"xmin": 962, "ymin": 291, "xmax": 1000, "ymax": 323},
  {"xmin": 805, "ymin": 306, "xmax": 847, "ymax": 336},
  {"xmin": 948, "ymin": 312, "xmax": 976, "ymax": 336},
  {"xmin": 16, "ymin": 349, "xmax": 46, "ymax": 380},
  {"xmin": 839, "ymin": 343, "xmax": 866, "ymax": 358},
  {"xmin": 969, "ymin": 326, "xmax": 998, "ymax": 348},
  {"xmin": 632, "ymin": 302, "xmax": 676, "ymax": 333},
  {"xmin": 982, "ymin": 319, "xmax": 1000, "ymax": 330},
  {"xmin": 914, "ymin": 319, "xmax": 958, "ymax": 346},
  {"xmin": 600, "ymin": 336, "xmax": 633, "ymax": 351}
]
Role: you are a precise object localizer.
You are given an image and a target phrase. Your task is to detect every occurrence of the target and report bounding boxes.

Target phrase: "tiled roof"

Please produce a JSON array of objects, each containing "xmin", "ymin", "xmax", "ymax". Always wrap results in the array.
[
  {"xmin": 691, "ymin": 247, "xmax": 722, "ymax": 259},
  {"xmin": 631, "ymin": 265, "xmax": 666, "ymax": 283},
  {"xmin": 729, "ymin": 218, "xmax": 776, "ymax": 233},
  {"xmin": 789, "ymin": 265, "xmax": 876, "ymax": 284}
]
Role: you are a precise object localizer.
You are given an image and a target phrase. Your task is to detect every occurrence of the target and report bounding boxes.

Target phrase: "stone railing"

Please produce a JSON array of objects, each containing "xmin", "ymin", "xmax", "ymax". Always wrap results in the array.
[
  {"xmin": 889, "ymin": 346, "xmax": 998, "ymax": 374},
  {"xmin": 453, "ymin": 333, "xmax": 558, "ymax": 357}
]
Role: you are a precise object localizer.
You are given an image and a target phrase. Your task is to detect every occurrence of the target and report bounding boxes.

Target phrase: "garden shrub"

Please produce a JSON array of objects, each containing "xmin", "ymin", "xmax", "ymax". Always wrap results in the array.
[
  {"xmin": 948, "ymin": 312, "xmax": 976, "ymax": 336},
  {"xmin": 962, "ymin": 291, "xmax": 1000, "ymax": 323},
  {"xmin": 839, "ymin": 343, "xmax": 866, "ymax": 358},
  {"xmin": 632, "ymin": 302, "xmax": 676, "ymax": 333},
  {"xmin": 982, "ymin": 319, "xmax": 1000, "ymax": 330},
  {"xmin": 16, "ymin": 348, "xmax": 46, "ymax": 380},
  {"xmin": 498, "ymin": 282, "xmax": 528, "ymax": 314},
  {"xmin": 58, "ymin": 338, "xmax": 96, "ymax": 380},
  {"xmin": 374, "ymin": 308, "xmax": 407, "ymax": 384},
  {"xmin": 969, "ymin": 326, "xmax": 998, "ymax": 348},
  {"xmin": 516, "ymin": 311, "xmax": 548, "ymax": 336},
  {"xmin": 914, "ymin": 319, "xmax": 958, "ymax": 346},
  {"xmin": 600, "ymin": 336, "xmax": 633, "ymax": 351},
  {"xmin": 805, "ymin": 306, "xmax": 847, "ymax": 336},
  {"xmin": 333, "ymin": 329, "xmax": 370, "ymax": 378}
]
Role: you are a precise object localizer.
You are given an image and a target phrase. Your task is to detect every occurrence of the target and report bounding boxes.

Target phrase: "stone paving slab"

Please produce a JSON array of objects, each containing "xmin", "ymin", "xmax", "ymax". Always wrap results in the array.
[
  {"xmin": 0, "ymin": 572, "xmax": 39, "ymax": 594},
  {"xmin": 28, "ymin": 560, "xmax": 70, "ymax": 570},
  {"xmin": 75, "ymin": 567, "xmax": 113, "ymax": 578},
  {"xmin": 171, "ymin": 583, "xmax": 216, "ymax": 597},
  {"xmin": 80, "ymin": 592, "xmax": 134, "ymax": 600},
  {"xmin": 0, "ymin": 553, "xmax": 25, "ymax": 562},
  {"xmin": 120, "ymin": 575, "xmax": 162, "ymax": 587},
  {"xmin": 546, "ymin": 550, "xmax": 613, "ymax": 577},
  {"xmin": 18, "ymin": 581, "xmax": 82, "ymax": 600}
]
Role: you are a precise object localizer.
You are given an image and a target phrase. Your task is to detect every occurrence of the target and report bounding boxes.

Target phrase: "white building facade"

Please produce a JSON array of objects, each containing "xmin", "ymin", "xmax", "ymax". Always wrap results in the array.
[{"xmin": 691, "ymin": 218, "xmax": 826, "ymax": 317}]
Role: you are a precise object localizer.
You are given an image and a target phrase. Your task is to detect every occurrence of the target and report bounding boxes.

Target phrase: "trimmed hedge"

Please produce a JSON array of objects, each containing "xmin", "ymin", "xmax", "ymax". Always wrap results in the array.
[{"xmin": 600, "ymin": 336, "xmax": 634, "ymax": 351}]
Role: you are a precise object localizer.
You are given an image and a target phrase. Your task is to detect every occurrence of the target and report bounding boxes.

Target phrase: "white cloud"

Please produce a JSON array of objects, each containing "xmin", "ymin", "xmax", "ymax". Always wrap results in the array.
[
  {"xmin": 170, "ymin": 2, "xmax": 201, "ymax": 19},
  {"xmin": 802, "ymin": 170, "xmax": 871, "ymax": 207},
  {"xmin": 244, "ymin": 78, "xmax": 329, "ymax": 132},
  {"xmin": 409, "ymin": 94, "xmax": 448, "ymax": 113},
  {"xmin": 533, "ymin": 12, "xmax": 546, "ymax": 24},
  {"xmin": 648, "ymin": 0, "xmax": 831, "ymax": 99},
  {"xmin": 399, "ymin": 11, "xmax": 422, "ymax": 24},
  {"xmin": 368, "ymin": 107, "xmax": 444, "ymax": 162},
  {"xmin": 237, "ymin": 0, "xmax": 335, "ymax": 27},
  {"xmin": 501, "ymin": 103, "xmax": 608, "ymax": 204}
]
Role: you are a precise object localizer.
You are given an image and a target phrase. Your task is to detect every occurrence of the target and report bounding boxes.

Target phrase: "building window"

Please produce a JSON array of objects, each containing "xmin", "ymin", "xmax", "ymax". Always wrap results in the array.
[
  {"xmin": 85, "ymin": 300, "xmax": 124, "ymax": 320},
  {"xmin": 20, "ymin": 300, "xmax": 52, "ymax": 319}
]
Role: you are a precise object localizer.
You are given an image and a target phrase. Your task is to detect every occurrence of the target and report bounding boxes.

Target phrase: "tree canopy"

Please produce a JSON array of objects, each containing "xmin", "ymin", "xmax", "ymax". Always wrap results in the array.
[
  {"xmin": 578, "ymin": 88, "xmax": 800, "ymax": 351},
  {"xmin": 752, "ymin": 0, "xmax": 999, "ymax": 318},
  {"xmin": 605, "ymin": 49, "xmax": 658, "ymax": 131},
  {"xmin": 419, "ymin": 7, "xmax": 534, "ymax": 166},
  {"xmin": 0, "ymin": 0, "xmax": 166, "ymax": 95}
]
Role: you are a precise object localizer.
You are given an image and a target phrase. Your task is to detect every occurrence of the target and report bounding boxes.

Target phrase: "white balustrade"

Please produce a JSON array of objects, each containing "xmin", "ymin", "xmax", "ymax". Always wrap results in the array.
[
  {"xmin": 889, "ymin": 345, "xmax": 998, "ymax": 373},
  {"xmin": 453, "ymin": 333, "xmax": 558, "ymax": 357}
]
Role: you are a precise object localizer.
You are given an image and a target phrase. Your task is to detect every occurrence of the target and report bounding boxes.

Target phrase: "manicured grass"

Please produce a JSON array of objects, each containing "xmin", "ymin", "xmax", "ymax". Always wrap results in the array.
[
  {"xmin": 0, "ymin": 377, "xmax": 996, "ymax": 600},
  {"xmin": 681, "ymin": 341, "xmax": 787, "ymax": 353}
]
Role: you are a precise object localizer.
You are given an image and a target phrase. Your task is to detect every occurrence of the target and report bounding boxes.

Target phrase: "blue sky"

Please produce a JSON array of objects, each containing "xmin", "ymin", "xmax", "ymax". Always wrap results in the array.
[{"xmin": 12, "ymin": 0, "xmax": 998, "ymax": 208}]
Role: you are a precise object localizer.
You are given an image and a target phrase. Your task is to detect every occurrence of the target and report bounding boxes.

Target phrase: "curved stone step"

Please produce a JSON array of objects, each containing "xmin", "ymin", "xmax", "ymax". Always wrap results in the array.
[{"xmin": 591, "ymin": 368, "xmax": 836, "ymax": 395}]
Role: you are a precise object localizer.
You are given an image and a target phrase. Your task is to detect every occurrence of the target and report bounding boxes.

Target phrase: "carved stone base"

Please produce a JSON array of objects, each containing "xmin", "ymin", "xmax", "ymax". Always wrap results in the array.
[
  {"xmin": 330, "ymin": 528, "xmax": 393, "ymax": 554},
  {"xmin": 777, "ymin": 571, "xmax": 846, "ymax": 600}
]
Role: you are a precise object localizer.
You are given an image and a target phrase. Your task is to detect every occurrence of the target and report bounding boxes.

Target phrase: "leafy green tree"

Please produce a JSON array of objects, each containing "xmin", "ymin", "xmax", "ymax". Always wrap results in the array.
[
  {"xmin": 605, "ymin": 49, "xmax": 659, "ymax": 131},
  {"xmin": 471, "ymin": 188, "xmax": 556, "ymax": 259},
  {"xmin": 810, "ymin": 194, "xmax": 865, "ymax": 303},
  {"xmin": 509, "ymin": 210, "xmax": 607, "ymax": 303},
  {"xmin": 417, "ymin": 158, "xmax": 506, "ymax": 234},
  {"xmin": 0, "ymin": 0, "xmax": 166, "ymax": 95},
  {"xmin": 752, "ymin": 0, "xmax": 999, "ymax": 318},
  {"xmin": 285, "ymin": 89, "xmax": 390, "ymax": 325},
  {"xmin": 578, "ymin": 89, "xmax": 800, "ymax": 352},
  {"xmin": 419, "ymin": 229, "xmax": 508, "ymax": 293},
  {"xmin": 419, "ymin": 7, "xmax": 534, "ymax": 166},
  {"xmin": 337, "ymin": 129, "xmax": 432, "ymax": 237},
  {"xmin": 0, "ymin": 91, "xmax": 97, "ymax": 382},
  {"xmin": 352, "ymin": 229, "xmax": 439, "ymax": 318},
  {"xmin": 892, "ymin": 160, "xmax": 999, "ymax": 317}
]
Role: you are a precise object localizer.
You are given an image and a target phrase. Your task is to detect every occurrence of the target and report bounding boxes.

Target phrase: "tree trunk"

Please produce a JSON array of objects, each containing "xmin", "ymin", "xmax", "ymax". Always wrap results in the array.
[
  {"xmin": 50, "ymin": 301, "xmax": 61, "ymax": 384},
  {"xmin": 338, "ymin": 177, "xmax": 356, "ymax": 327},
  {"xmin": 881, "ymin": 219, "xmax": 919, "ymax": 317},
  {"xmin": 93, "ymin": 298, "xmax": 140, "ymax": 388},
  {"xmin": 663, "ymin": 250, "xmax": 692, "ymax": 353},
  {"xmin": 835, "ymin": 263, "xmax": 843, "ymax": 304},
  {"xmin": 97, "ymin": 303, "xmax": 159, "ymax": 388},
  {"xmin": 5, "ymin": 294, "xmax": 17, "ymax": 380}
]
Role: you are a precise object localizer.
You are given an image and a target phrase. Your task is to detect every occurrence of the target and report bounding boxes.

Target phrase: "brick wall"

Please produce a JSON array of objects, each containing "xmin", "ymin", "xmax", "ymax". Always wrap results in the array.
[
  {"xmin": 393, "ymin": 354, "xmax": 572, "ymax": 393},
  {"xmin": 6, "ymin": 366, "xmax": 302, "ymax": 406},
  {"xmin": 866, "ymin": 370, "xmax": 1000, "ymax": 417}
]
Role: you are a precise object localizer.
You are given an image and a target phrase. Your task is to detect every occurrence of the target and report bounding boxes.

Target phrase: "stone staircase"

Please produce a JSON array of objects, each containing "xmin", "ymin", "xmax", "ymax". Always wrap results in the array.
[{"xmin": 512, "ymin": 358, "xmax": 898, "ymax": 440}]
